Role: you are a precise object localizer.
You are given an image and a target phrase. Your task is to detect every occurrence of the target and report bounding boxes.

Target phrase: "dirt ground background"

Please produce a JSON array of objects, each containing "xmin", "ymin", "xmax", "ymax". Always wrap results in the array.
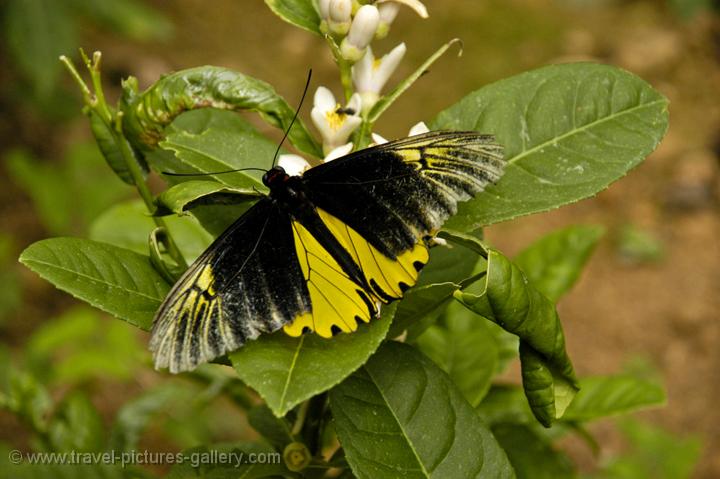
[{"xmin": 1, "ymin": 0, "xmax": 719, "ymax": 476}]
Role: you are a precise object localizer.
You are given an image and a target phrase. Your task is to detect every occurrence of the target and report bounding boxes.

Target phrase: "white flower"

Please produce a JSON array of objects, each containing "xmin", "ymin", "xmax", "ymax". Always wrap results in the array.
[
  {"xmin": 311, "ymin": 86, "xmax": 362, "ymax": 155},
  {"xmin": 340, "ymin": 5, "xmax": 380, "ymax": 62},
  {"xmin": 377, "ymin": 0, "xmax": 428, "ymax": 18},
  {"xmin": 408, "ymin": 121, "xmax": 429, "ymax": 136},
  {"xmin": 352, "ymin": 43, "xmax": 406, "ymax": 114},
  {"xmin": 278, "ymin": 154, "xmax": 311, "ymax": 176},
  {"xmin": 324, "ymin": 142, "xmax": 354, "ymax": 162},
  {"xmin": 277, "ymin": 142, "xmax": 353, "ymax": 175},
  {"xmin": 371, "ymin": 121, "xmax": 430, "ymax": 146}
]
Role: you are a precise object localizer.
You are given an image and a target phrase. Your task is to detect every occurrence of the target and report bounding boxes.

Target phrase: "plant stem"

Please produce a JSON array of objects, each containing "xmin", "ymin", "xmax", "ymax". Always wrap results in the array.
[
  {"xmin": 338, "ymin": 58, "xmax": 354, "ymax": 102},
  {"xmin": 114, "ymin": 125, "xmax": 188, "ymax": 269},
  {"xmin": 62, "ymin": 52, "xmax": 188, "ymax": 270}
]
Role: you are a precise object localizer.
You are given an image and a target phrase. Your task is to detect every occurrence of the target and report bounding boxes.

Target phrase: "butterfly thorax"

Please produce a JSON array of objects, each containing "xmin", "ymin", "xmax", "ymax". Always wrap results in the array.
[{"xmin": 263, "ymin": 166, "xmax": 309, "ymax": 209}]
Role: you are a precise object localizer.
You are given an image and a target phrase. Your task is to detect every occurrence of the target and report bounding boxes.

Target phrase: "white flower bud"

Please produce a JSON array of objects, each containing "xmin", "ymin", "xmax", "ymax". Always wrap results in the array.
[
  {"xmin": 375, "ymin": 3, "xmax": 399, "ymax": 38},
  {"xmin": 318, "ymin": 0, "xmax": 331, "ymax": 19},
  {"xmin": 340, "ymin": 5, "xmax": 379, "ymax": 62},
  {"xmin": 328, "ymin": 0, "xmax": 352, "ymax": 35}
]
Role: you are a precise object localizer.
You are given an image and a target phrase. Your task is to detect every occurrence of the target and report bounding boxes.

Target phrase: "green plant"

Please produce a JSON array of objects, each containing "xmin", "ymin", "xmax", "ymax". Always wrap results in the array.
[{"xmin": 9, "ymin": 1, "xmax": 686, "ymax": 477}]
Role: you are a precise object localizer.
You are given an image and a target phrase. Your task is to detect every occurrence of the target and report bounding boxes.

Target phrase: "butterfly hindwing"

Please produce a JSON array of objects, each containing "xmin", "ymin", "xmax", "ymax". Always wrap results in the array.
[{"xmin": 151, "ymin": 199, "xmax": 312, "ymax": 373}]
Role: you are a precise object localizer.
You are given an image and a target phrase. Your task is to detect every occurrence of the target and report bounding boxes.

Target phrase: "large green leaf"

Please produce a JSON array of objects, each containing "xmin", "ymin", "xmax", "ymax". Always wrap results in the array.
[
  {"xmin": 265, "ymin": 0, "xmax": 321, "ymax": 35},
  {"xmin": 19, "ymin": 238, "xmax": 170, "ymax": 331},
  {"xmin": 492, "ymin": 423, "xmax": 576, "ymax": 479},
  {"xmin": 121, "ymin": 67, "xmax": 321, "ymax": 158},
  {"xmin": 432, "ymin": 63, "xmax": 669, "ymax": 231},
  {"xmin": 330, "ymin": 341, "xmax": 514, "ymax": 479},
  {"xmin": 230, "ymin": 304, "xmax": 396, "ymax": 417},
  {"xmin": 416, "ymin": 301, "xmax": 498, "ymax": 406},
  {"xmin": 514, "ymin": 225, "xmax": 604, "ymax": 302},
  {"xmin": 454, "ymin": 248, "xmax": 578, "ymax": 426},
  {"xmin": 90, "ymin": 200, "xmax": 213, "ymax": 263},
  {"xmin": 562, "ymin": 374, "xmax": 666, "ymax": 422}
]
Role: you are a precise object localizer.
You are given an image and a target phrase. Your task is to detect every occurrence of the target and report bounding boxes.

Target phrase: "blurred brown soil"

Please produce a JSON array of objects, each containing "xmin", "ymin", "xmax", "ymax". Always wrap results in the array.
[{"xmin": 1, "ymin": 0, "xmax": 719, "ymax": 477}]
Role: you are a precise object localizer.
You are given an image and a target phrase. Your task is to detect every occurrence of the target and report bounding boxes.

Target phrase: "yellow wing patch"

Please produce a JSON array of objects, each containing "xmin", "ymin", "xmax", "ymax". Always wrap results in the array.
[
  {"xmin": 284, "ymin": 220, "xmax": 377, "ymax": 338},
  {"xmin": 317, "ymin": 208, "xmax": 429, "ymax": 302},
  {"xmin": 283, "ymin": 209, "xmax": 429, "ymax": 338}
]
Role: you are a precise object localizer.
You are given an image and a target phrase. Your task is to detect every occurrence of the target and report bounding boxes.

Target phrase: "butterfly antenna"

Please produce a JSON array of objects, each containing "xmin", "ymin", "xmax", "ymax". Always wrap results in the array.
[{"xmin": 271, "ymin": 69, "xmax": 312, "ymax": 168}]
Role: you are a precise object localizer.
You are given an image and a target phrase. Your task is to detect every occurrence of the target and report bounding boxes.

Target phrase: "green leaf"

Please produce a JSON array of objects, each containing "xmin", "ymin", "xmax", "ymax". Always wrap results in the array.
[
  {"xmin": 66, "ymin": 0, "xmax": 173, "ymax": 41},
  {"xmin": 90, "ymin": 200, "xmax": 213, "ymax": 263},
  {"xmin": 156, "ymin": 180, "xmax": 262, "ymax": 216},
  {"xmin": 416, "ymin": 301, "xmax": 498, "ymax": 406},
  {"xmin": 615, "ymin": 224, "xmax": 664, "ymax": 264},
  {"xmin": 390, "ymin": 238, "xmax": 484, "ymax": 338},
  {"xmin": 26, "ymin": 307, "xmax": 144, "ymax": 384},
  {"xmin": 265, "ymin": 0, "xmax": 321, "ymax": 35},
  {"xmin": 88, "ymin": 109, "xmax": 142, "ymax": 185},
  {"xmin": 4, "ymin": 0, "xmax": 76, "ymax": 99},
  {"xmin": 6, "ymin": 144, "xmax": 131, "ymax": 235},
  {"xmin": 165, "ymin": 442, "xmax": 288, "ymax": 479},
  {"xmin": 454, "ymin": 248, "xmax": 578, "ymax": 426},
  {"xmin": 562, "ymin": 374, "xmax": 666, "ymax": 422},
  {"xmin": 121, "ymin": 67, "xmax": 321, "ymax": 158},
  {"xmin": 150, "ymin": 109, "xmax": 275, "ymax": 190},
  {"xmin": 48, "ymin": 391, "xmax": 104, "ymax": 452},
  {"xmin": 388, "ymin": 282, "xmax": 460, "ymax": 339},
  {"xmin": 230, "ymin": 304, "xmax": 396, "ymax": 417},
  {"xmin": 492, "ymin": 423, "xmax": 576, "ymax": 479},
  {"xmin": 1, "ymin": 370, "xmax": 52, "ymax": 433},
  {"xmin": 476, "ymin": 385, "xmax": 534, "ymax": 426},
  {"xmin": 110, "ymin": 384, "xmax": 182, "ymax": 452},
  {"xmin": 514, "ymin": 225, "xmax": 604, "ymax": 301},
  {"xmin": 19, "ymin": 238, "xmax": 170, "ymax": 331},
  {"xmin": 248, "ymin": 405, "xmax": 295, "ymax": 450},
  {"xmin": 589, "ymin": 419, "xmax": 702, "ymax": 479},
  {"xmin": 329, "ymin": 341, "xmax": 514, "ymax": 479},
  {"xmin": 432, "ymin": 63, "xmax": 669, "ymax": 231},
  {"xmin": 518, "ymin": 343, "xmax": 578, "ymax": 428}
]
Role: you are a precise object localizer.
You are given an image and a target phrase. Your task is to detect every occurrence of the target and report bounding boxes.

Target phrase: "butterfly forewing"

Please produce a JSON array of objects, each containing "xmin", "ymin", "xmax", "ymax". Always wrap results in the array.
[{"xmin": 302, "ymin": 131, "xmax": 504, "ymax": 258}]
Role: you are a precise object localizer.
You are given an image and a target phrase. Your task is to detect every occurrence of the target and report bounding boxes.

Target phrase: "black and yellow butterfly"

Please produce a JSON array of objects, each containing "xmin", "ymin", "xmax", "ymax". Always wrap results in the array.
[{"xmin": 150, "ymin": 131, "xmax": 504, "ymax": 373}]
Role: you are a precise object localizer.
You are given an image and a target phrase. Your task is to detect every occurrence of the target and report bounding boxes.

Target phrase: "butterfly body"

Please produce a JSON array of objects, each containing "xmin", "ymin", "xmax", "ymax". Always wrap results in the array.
[{"xmin": 151, "ymin": 131, "xmax": 505, "ymax": 373}]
